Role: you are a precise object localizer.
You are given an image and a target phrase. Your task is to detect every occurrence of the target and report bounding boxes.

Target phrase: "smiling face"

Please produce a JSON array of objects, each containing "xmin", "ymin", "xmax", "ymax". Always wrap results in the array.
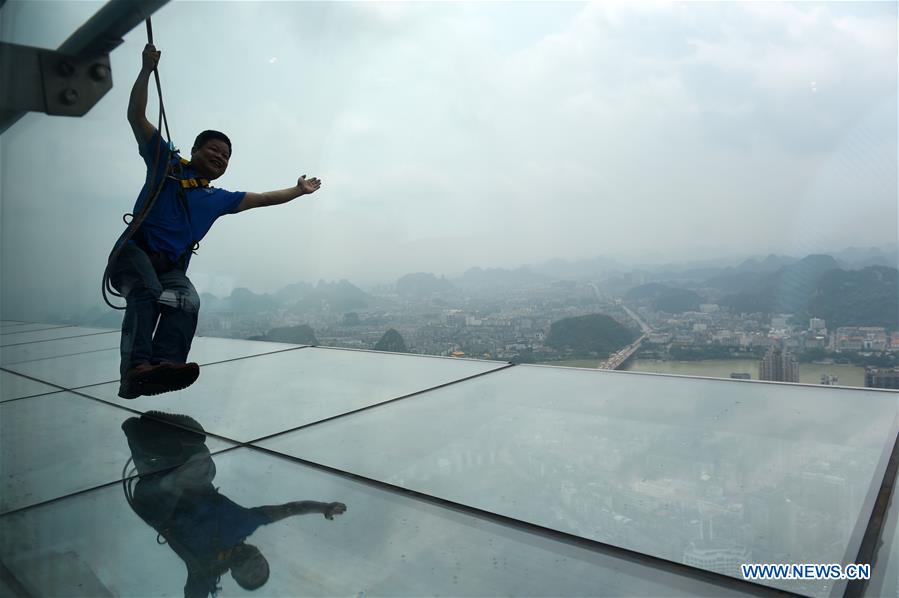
[{"xmin": 190, "ymin": 138, "xmax": 231, "ymax": 180}]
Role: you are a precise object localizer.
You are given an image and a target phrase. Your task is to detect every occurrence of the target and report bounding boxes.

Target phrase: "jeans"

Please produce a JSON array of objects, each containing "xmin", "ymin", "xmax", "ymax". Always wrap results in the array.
[{"xmin": 109, "ymin": 243, "xmax": 200, "ymax": 378}]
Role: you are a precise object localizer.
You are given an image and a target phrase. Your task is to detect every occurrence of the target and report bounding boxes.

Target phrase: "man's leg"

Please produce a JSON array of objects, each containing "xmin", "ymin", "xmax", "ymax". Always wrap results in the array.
[
  {"xmin": 135, "ymin": 268, "xmax": 202, "ymax": 395},
  {"xmin": 153, "ymin": 269, "xmax": 200, "ymax": 364},
  {"xmin": 109, "ymin": 244, "xmax": 199, "ymax": 398},
  {"xmin": 109, "ymin": 244, "xmax": 163, "ymax": 378}
]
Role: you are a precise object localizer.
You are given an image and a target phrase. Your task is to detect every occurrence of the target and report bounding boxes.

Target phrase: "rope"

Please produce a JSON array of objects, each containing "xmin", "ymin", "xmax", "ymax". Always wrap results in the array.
[
  {"xmin": 121, "ymin": 456, "xmax": 137, "ymax": 508},
  {"xmin": 146, "ymin": 18, "xmax": 173, "ymax": 142},
  {"xmin": 101, "ymin": 17, "xmax": 175, "ymax": 309}
]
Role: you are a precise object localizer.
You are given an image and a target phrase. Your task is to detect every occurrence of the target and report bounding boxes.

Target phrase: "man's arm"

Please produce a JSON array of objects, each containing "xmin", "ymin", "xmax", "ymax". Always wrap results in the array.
[
  {"xmin": 257, "ymin": 501, "xmax": 346, "ymax": 522},
  {"xmin": 235, "ymin": 175, "xmax": 322, "ymax": 213},
  {"xmin": 128, "ymin": 44, "xmax": 160, "ymax": 147}
]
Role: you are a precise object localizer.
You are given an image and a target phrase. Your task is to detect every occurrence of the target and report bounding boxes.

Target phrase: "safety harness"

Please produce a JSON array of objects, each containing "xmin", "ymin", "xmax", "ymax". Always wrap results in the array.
[
  {"xmin": 172, "ymin": 157, "xmax": 210, "ymax": 190},
  {"xmin": 130, "ymin": 155, "xmax": 205, "ymax": 274}
]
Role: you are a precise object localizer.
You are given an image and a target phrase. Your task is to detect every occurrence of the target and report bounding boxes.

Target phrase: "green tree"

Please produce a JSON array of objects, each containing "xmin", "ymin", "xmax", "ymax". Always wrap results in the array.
[
  {"xmin": 374, "ymin": 329, "xmax": 408, "ymax": 353},
  {"xmin": 546, "ymin": 314, "xmax": 636, "ymax": 356}
]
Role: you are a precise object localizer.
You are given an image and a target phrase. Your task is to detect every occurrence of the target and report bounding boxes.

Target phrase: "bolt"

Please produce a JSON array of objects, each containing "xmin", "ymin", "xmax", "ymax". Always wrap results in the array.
[
  {"xmin": 90, "ymin": 63, "xmax": 110, "ymax": 82},
  {"xmin": 57, "ymin": 60, "xmax": 75, "ymax": 77},
  {"xmin": 59, "ymin": 88, "xmax": 79, "ymax": 106}
]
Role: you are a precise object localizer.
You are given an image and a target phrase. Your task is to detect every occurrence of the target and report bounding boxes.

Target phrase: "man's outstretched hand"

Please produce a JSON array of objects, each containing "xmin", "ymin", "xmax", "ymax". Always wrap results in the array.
[
  {"xmin": 298, "ymin": 175, "xmax": 322, "ymax": 195},
  {"xmin": 323, "ymin": 502, "xmax": 347, "ymax": 520}
]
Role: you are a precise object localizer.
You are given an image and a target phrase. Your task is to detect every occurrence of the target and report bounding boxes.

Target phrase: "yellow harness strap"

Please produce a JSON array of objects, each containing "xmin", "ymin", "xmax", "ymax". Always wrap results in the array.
[
  {"xmin": 175, "ymin": 158, "xmax": 209, "ymax": 188},
  {"xmin": 179, "ymin": 178, "xmax": 209, "ymax": 189}
]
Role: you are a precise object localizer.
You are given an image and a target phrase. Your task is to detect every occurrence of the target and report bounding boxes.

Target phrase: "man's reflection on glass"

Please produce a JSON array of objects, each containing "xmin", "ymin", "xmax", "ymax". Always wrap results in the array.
[{"xmin": 122, "ymin": 412, "xmax": 347, "ymax": 597}]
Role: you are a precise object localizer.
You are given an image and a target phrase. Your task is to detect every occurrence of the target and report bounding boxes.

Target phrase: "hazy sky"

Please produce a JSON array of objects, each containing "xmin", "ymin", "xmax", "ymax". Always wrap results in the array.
[{"xmin": 1, "ymin": 1, "xmax": 896, "ymax": 317}]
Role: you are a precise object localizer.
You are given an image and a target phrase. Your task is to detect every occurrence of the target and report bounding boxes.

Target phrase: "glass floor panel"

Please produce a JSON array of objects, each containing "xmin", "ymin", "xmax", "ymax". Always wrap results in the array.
[
  {"xmin": 2, "ymin": 336, "xmax": 306, "ymax": 389},
  {"xmin": 0, "ymin": 330, "xmax": 119, "ymax": 365},
  {"xmin": 0, "ymin": 446, "xmax": 762, "ymax": 597},
  {"xmin": 0, "ymin": 322, "xmax": 56, "ymax": 332},
  {"xmin": 79, "ymin": 347, "xmax": 507, "ymax": 442},
  {"xmin": 1, "ymin": 392, "xmax": 235, "ymax": 514},
  {"xmin": 0, "ymin": 326, "xmax": 111, "ymax": 346},
  {"xmin": 257, "ymin": 364, "xmax": 899, "ymax": 596},
  {"xmin": 0, "ymin": 370, "xmax": 62, "ymax": 402}
]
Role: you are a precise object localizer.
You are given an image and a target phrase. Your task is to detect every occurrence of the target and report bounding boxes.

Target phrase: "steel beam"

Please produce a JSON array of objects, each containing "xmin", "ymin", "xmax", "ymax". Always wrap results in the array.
[{"xmin": 0, "ymin": 0, "xmax": 169, "ymax": 134}]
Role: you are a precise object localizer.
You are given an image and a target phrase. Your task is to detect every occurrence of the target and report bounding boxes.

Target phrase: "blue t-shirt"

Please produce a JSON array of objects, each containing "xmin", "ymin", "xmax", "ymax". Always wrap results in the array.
[
  {"xmin": 132, "ymin": 131, "xmax": 245, "ymax": 268},
  {"xmin": 171, "ymin": 490, "xmax": 272, "ymax": 558}
]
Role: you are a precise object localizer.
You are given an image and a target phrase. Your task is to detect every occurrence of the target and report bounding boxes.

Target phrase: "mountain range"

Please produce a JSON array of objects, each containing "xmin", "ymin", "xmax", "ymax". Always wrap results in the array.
[
  {"xmin": 69, "ymin": 246, "xmax": 897, "ymax": 331},
  {"xmin": 624, "ymin": 254, "xmax": 897, "ymax": 329}
]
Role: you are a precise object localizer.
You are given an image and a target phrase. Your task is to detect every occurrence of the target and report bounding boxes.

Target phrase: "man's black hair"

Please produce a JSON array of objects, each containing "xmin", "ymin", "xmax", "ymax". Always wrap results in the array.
[{"xmin": 193, "ymin": 130, "xmax": 232, "ymax": 155}]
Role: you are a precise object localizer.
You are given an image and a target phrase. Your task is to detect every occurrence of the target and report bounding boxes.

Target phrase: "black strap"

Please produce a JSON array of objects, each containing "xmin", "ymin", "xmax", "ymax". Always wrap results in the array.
[
  {"xmin": 170, "ymin": 161, "xmax": 200, "ymax": 255},
  {"xmin": 171, "ymin": 161, "xmax": 193, "ymax": 225}
]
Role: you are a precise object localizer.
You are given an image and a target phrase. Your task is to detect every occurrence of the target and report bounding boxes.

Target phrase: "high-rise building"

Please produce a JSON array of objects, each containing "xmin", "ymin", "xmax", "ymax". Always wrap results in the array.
[
  {"xmin": 865, "ymin": 367, "xmax": 899, "ymax": 389},
  {"xmin": 809, "ymin": 318, "xmax": 826, "ymax": 332},
  {"xmin": 759, "ymin": 347, "xmax": 799, "ymax": 382}
]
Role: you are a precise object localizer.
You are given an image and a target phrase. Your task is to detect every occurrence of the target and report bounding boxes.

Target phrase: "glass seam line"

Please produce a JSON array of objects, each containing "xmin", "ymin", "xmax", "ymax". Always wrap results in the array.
[
  {"xmin": 0, "ymin": 389, "xmax": 65, "ymax": 404},
  {"xmin": 14, "ymin": 385, "xmax": 256, "ymax": 449},
  {"xmin": 0, "ymin": 329, "xmax": 118, "ymax": 347},
  {"xmin": 64, "ymin": 361, "xmax": 512, "ymax": 444},
  {"xmin": 0, "ymin": 324, "xmax": 74, "ymax": 336},
  {"xmin": 0, "ymin": 336, "xmax": 305, "ymax": 367},
  {"xmin": 845, "ymin": 426, "xmax": 899, "ymax": 598},
  {"xmin": 1, "ymin": 346, "xmax": 122, "ymax": 367},
  {"xmin": 0, "ymin": 388, "xmax": 252, "ymax": 515},
  {"xmin": 312, "ymin": 343, "xmax": 509, "ymax": 365},
  {"xmin": 0, "ymin": 444, "xmax": 244, "ymax": 518},
  {"xmin": 6, "ymin": 342, "xmax": 482, "ymax": 438},
  {"xmin": 245, "ymin": 443, "xmax": 805, "ymax": 598},
  {"xmin": 0, "ymin": 344, "xmax": 311, "ymax": 395},
  {"xmin": 247, "ymin": 362, "xmax": 517, "ymax": 445},
  {"xmin": 0, "ymin": 367, "xmax": 70, "ymax": 402}
]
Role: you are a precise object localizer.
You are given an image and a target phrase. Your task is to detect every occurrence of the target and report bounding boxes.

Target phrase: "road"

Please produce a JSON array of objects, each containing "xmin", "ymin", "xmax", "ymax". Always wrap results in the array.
[{"xmin": 598, "ymin": 302, "xmax": 652, "ymax": 370}]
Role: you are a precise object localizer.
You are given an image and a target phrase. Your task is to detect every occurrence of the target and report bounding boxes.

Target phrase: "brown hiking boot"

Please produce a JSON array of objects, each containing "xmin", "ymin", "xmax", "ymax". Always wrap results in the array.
[{"xmin": 118, "ymin": 363, "xmax": 200, "ymax": 399}]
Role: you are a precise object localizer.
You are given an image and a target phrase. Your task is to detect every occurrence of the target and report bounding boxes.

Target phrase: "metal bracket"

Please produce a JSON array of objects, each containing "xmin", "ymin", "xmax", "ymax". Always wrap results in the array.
[
  {"xmin": 0, "ymin": 42, "xmax": 113, "ymax": 119},
  {"xmin": 40, "ymin": 48, "xmax": 113, "ymax": 117},
  {"xmin": 0, "ymin": 0, "xmax": 169, "ymax": 134}
]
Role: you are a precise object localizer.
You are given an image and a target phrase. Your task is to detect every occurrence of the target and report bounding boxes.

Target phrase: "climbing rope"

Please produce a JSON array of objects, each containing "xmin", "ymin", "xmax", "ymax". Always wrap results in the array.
[{"xmin": 101, "ymin": 17, "xmax": 175, "ymax": 309}]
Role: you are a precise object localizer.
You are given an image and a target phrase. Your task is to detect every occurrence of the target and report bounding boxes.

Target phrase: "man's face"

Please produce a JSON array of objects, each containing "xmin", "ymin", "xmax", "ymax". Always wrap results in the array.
[{"xmin": 191, "ymin": 138, "xmax": 231, "ymax": 180}]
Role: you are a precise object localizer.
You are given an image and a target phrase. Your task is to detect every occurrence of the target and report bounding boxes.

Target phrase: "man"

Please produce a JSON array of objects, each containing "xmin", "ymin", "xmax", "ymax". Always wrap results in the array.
[{"xmin": 110, "ymin": 43, "xmax": 322, "ymax": 399}]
